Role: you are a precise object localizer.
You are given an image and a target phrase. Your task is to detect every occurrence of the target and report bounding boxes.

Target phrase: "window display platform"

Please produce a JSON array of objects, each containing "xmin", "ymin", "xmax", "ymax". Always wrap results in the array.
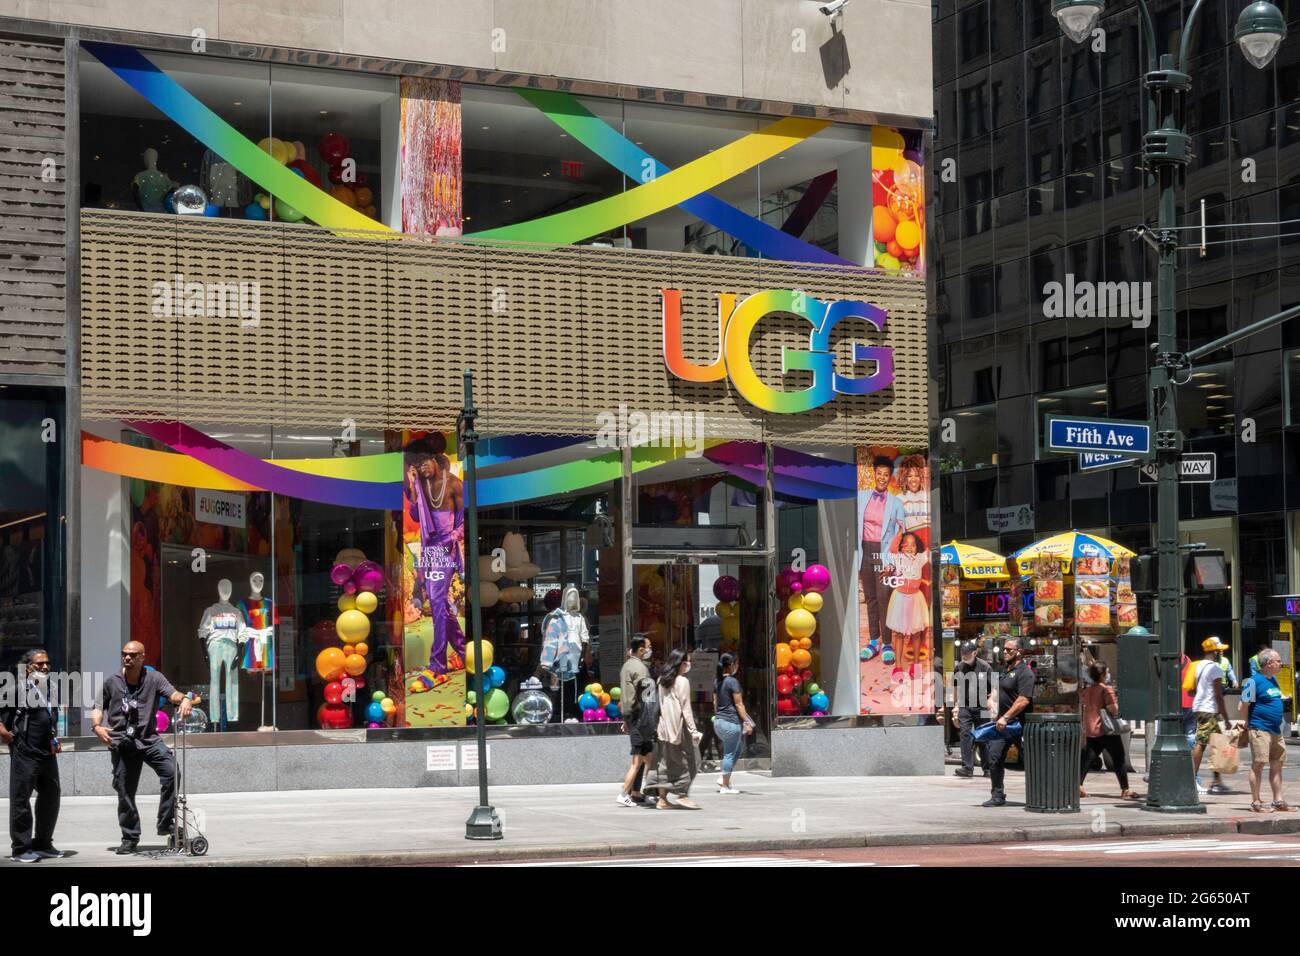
[{"xmin": 772, "ymin": 723, "xmax": 943, "ymax": 777}]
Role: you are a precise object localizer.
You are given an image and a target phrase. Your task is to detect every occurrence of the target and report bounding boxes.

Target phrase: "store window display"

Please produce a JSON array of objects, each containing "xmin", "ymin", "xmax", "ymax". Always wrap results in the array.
[{"xmin": 197, "ymin": 578, "xmax": 244, "ymax": 731}]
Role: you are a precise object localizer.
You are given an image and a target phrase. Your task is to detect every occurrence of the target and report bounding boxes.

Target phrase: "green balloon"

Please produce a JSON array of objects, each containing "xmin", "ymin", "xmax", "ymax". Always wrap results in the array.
[
  {"xmin": 371, "ymin": 690, "xmax": 385, "ymax": 702},
  {"xmin": 466, "ymin": 690, "xmax": 476, "ymax": 706},
  {"xmin": 485, "ymin": 687, "xmax": 509, "ymax": 721},
  {"xmin": 273, "ymin": 197, "xmax": 305, "ymax": 222},
  {"xmin": 806, "ymin": 683, "xmax": 821, "ymax": 696},
  {"xmin": 609, "ymin": 687, "xmax": 621, "ymax": 700}
]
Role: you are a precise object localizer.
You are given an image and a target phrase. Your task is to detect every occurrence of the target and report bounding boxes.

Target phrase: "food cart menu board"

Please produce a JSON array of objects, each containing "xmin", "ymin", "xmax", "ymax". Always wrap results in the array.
[
  {"xmin": 1033, "ymin": 556, "xmax": 1064, "ymax": 628},
  {"xmin": 1074, "ymin": 554, "xmax": 1111, "ymax": 629},
  {"xmin": 1114, "ymin": 556, "xmax": 1138, "ymax": 629}
]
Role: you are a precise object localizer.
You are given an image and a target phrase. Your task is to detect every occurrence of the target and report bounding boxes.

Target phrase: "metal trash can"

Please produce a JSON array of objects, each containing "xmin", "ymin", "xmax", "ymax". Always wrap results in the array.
[{"xmin": 1023, "ymin": 713, "xmax": 1081, "ymax": 813}]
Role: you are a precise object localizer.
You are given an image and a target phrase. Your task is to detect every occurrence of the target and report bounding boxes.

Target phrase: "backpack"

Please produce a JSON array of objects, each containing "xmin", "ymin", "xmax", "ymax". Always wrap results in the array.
[{"xmin": 635, "ymin": 680, "xmax": 660, "ymax": 739}]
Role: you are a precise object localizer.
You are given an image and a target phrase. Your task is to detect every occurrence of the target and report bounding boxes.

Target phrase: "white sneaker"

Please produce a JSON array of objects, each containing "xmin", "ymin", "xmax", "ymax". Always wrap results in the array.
[
  {"xmin": 1196, "ymin": 781, "xmax": 1208, "ymax": 795},
  {"xmin": 1209, "ymin": 783, "xmax": 1230, "ymax": 795},
  {"xmin": 616, "ymin": 793, "xmax": 635, "ymax": 807},
  {"xmin": 718, "ymin": 786, "xmax": 741, "ymax": 795}
]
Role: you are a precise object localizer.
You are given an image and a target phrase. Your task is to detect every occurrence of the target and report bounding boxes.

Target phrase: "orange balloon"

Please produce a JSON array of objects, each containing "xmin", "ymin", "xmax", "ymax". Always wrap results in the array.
[
  {"xmin": 792, "ymin": 648, "xmax": 813, "ymax": 669},
  {"xmin": 330, "ymin": 185, "xmax": 357, "ymax": 207},
  {"xmin": 342, "ymin": 644, "xmax": 355, "ymax": 656},
  {"xmin": 343, "ymin": 653, "xmax": 367, "ymax": 677},
  {"xmin": 873, "ymin": 205, "xmax": 897, "ymax": 244},
  {"xmin": 315, "ymin": 647, "xmax": 345, "ymax": 681},
  {"xmin": 775, "ymin": 642, "xmax": 793, "ymax": 670},
  {"xmin": 355, "ymin": 642, "xmax": 369, "ymax": 656},
  {"xmin": 354, "ymin": 186, "xmax": 373, "ymax": 206}
]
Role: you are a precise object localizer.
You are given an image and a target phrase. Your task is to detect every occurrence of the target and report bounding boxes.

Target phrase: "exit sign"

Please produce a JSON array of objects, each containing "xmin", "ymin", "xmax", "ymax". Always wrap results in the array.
[{"xmin": 561, "ymin": 159, "xmax": 584, "ymax": 178}]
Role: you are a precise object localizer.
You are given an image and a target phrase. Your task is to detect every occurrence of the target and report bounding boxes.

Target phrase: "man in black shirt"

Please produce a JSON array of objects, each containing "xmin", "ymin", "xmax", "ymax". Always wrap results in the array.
[
  {"xmin": 983, "ymin": 637, "xmax": 1034, "ymax": 807},
  {"xmin": 0, "ymin": 649, "xmax": 62, "ymax": 862},
  {"xmin": 951, "ymin": 640, "xmax": 992, "ymax": 778},
  {"xmin": 91, "ymin": 641, "xmax": 196, "ymax": 854}
]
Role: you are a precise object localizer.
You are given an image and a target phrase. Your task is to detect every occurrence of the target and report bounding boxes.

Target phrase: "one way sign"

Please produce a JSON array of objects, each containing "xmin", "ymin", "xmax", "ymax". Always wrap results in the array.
[{"xmin": 1138, "ymin": 452, "xmax": 1216, "ymax": 485}]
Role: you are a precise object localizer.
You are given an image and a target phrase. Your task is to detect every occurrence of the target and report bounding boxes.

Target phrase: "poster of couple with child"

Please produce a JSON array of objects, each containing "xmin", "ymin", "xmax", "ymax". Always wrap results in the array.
[{"xmin": 856, "ymin": 446, "xmax": 932, "ymax": 715}]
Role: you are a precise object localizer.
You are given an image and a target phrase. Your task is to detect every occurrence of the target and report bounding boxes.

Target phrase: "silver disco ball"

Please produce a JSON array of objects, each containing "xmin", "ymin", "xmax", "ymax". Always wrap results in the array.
[
  {"xmin": 512, "ymin": 687, "xmax": 553, "ymax": 725},
  {"xmin": 173, "ymin": 184, "xmax": 208, "ymax": 216}
]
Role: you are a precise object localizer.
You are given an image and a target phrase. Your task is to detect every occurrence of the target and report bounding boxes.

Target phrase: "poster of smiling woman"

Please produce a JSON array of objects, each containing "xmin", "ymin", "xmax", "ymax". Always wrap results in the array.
[{"xmin": 857, "ymin": 446, "xmax": 932, "ymax": 715}]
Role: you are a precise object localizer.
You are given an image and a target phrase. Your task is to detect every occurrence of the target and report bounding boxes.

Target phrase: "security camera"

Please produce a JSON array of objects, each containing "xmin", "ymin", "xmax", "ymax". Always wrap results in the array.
[{"xmin": 818, "ymin": 0, "xmax": 850, "ymax": 16}]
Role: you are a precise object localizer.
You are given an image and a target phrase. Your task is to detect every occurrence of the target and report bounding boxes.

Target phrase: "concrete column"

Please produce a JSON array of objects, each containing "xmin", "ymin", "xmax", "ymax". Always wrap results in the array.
[
  {"xmin": 837, "ymin": 144, "xmax": 872, "ymax": 267},
  {"xmin": 820, "ymin": 495, "xmax": 859, "ymax": 715},
  {"xmin": 78, "ymin": 463, "xmax": 128, "ymax": 731}
]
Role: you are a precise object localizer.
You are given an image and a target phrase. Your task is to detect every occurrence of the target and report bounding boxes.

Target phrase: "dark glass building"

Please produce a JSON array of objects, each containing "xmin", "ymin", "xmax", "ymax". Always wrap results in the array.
[{"xmin": 931, "ymin": 0, "xmax": 1300, "ymax": 660}]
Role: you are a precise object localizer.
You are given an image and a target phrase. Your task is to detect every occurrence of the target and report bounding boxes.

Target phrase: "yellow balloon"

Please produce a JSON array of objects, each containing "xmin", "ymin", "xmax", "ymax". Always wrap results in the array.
[
  {"xmin": 380, "ymin": 697, "xmax": 396, "ymax": 713},
  {"xmin": 801, "ymin": 591, "xmax": 824, "ymax": 614},
  {"xmin": 465, "ymin": 639, "xmax": 494, "ymax": 674},
  {"xmin": 720, "ymin": 616, "xmax": 740, "ymax": 641},
  {"xmin": 717, "ymin": 601, "xmax": 738, "ymax": 620},
  {"xmin": 336, "ymin": 608, "xmax": 371, "ymax": 643},
  {"xmin": 787, "ymin": 594, "xmax": 805, "ymax": 611},
  {"xmin": 257, "ymin": 136, "xmax": 277, "ymax": 157},
  {"xmin": 337, "ymin": 593, "xmax": 357, "ymax": 613},
  {"xmin": 273, "ymin": 139, "xmax": 294, "ymax": 165},
  {"xmin": 355, "ymin": 590, "xmax": 378, "ymax": 614},
  {"xmin": 589, "ymin": 683, "xmax": 603, "ymax": 696},
  {"xmin": 785, "ymin": 608, "xmax": 817, "ymax": 640}
]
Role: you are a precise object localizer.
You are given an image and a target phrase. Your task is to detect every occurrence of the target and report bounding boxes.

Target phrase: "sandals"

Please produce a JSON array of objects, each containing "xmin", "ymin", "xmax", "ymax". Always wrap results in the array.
[
  {"xmin": 1079, "ymin": 786, "xmax": 1088, "ymax": 798},
  {"xmin": 1250, "ymin": 801, "xmax": 1274, "ymax": 813},
  {"xmin": 1272, "ymin": 801, "xmax": 1298, "ymax": 812},
  {"xmin": 1121, "ymin": 790, "xmax": 1140, "ymax": 800}
]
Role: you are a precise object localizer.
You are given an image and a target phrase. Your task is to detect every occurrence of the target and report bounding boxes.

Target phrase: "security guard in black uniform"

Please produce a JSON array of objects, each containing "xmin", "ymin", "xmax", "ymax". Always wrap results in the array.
[{"xmin": 0, "ymin": 648, "xmax": 62, "ymax": 862}]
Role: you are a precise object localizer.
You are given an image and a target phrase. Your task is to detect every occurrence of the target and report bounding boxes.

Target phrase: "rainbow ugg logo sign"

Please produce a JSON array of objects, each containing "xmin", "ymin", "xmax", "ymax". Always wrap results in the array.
[{"xmin": 662, "ymin": 289, "xmax": 894, "ymax": 413}]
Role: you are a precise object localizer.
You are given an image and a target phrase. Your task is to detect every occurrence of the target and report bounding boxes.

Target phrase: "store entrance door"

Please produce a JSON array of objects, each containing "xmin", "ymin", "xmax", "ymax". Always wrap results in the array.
[{"xmin": 631, "ymin": 552, "xmax": 771, "ymax": 768}]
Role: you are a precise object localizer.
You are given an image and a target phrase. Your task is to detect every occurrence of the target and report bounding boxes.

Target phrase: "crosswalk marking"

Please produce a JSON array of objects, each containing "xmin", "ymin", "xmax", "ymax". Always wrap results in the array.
[
  {"xmin": 1008, "ymin": 838, "xmax": 1300, "ymax": 855},
  {"xmin": 468, "ymin": 855, "xmax": 917, "ymax": 867}
]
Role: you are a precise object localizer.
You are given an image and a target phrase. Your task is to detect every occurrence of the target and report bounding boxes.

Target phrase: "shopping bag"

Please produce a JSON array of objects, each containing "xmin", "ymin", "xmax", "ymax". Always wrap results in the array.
[
  {"xmin": 1206, "ymin": 731, "xmax": 1239, "ymax": 775},
  {"xmin": 971, "ymin": 720, "xmax": 1022, "ymax": 743}
]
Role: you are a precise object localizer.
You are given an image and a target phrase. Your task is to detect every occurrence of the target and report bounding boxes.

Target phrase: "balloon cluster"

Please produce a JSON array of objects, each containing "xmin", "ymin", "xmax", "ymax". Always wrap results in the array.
[
  {"xmin": 246, "ymin": 138, "xmax": 312, "ymax": 222},
  {"xmin": 465, "ymin": 640, "xmax": 509, "ymax": 724},
  {"xmin": 476, "ymin": 532, "xmax": 541, "ymax": 608},
  {"xmin": 319, "ymin": 132, "xmax": 378, "ymax": 220},
  {"xmin": 314, "ymin": 555, "xmax": 385, "ymax": 729},
  {"xmin": 871, "ymin": 127, "xmax": 924, "ymax": 273},
  {"xmin": 365, "ymin": 689, "xmax": 396, "ymax": 727},
  {"xmin": 712, "ymin": 575, "xmax": 742, "ymax": 653},
  {"xmin": 775, "ymin": 564, "xmax": 831, "ymax": 716},
  {"xmin": 579, "ymin": 682, "xmax": 621, "ymax": 722}
]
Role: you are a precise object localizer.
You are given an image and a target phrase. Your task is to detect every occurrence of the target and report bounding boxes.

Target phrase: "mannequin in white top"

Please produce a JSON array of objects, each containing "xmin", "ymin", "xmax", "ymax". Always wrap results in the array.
[{"xmin": 198, "ymin": 578, "xmax": 245, "ymax": 724}]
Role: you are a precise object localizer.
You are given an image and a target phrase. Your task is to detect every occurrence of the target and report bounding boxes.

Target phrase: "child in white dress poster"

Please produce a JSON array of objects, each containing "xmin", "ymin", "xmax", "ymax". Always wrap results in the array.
[{"xmin": 884, "ymin": 531, "xmax": 930, "ymax": 678}]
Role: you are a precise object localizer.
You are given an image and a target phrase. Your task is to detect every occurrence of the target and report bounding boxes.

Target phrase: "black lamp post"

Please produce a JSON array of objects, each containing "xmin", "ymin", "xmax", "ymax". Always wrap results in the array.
[
  {"xmin": 461, "ymin": 369, "xmax": 502, "ymax": 840},
  {"xmin": 1052, "ymin": 0, "xmax": 1286, "ymax": 812}
]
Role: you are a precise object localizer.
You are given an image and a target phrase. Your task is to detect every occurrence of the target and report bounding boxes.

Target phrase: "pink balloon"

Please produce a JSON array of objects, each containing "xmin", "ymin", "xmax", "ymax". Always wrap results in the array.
[
  {"xmin": 802, "ymin": 564, "xmax": 831, "ymax": 593},
  {"xmin": 331, "ymin": 562, "xmax": 353, "ymax": 586},
  {"xmin": 354, "ymin": 566, "xmax": 385, "ymax": 593},
  {"xmin": 155, "ymin": 710, "xmax": 169, "ymax": 733},
  {"xmin": 790, "ymin": 581, "xmax": 803, "ymax": 593},
  {"xmin": 343, "ymin": 579, "xmax": 358, "ymax": 594}
]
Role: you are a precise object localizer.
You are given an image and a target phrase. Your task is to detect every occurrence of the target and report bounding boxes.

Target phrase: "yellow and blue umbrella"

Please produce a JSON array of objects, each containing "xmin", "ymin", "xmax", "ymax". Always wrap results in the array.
[
  {"xmin": 1009, "ymin": 531, "xmax": 1135, "ymax": 576},
  {"xmin": 938, "ymin": 541, "xmax": 1010, "ymax": 581}
]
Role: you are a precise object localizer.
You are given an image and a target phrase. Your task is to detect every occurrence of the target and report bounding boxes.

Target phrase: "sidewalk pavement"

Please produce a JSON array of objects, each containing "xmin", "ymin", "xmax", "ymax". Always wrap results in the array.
[{"xmin": 6, "ymin": 770, "xmax": 1300, "ymax": 866}]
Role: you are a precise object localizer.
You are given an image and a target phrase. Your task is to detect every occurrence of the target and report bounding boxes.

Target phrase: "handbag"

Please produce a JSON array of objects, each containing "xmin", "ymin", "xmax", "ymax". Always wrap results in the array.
[
  {"xmin": 971, "ymin": 720, "xmax": 1022, "ymax": 743},
  {"xmin": 1099, "ymin": 707, "xmax": 1130, "ymax": 736}
]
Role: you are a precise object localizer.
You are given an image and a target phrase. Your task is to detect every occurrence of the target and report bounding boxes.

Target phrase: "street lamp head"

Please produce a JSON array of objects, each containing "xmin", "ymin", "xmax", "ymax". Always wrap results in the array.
[
  {"xmin": 1235, "ymin": 2, "xmax": 1287, "ymax": 69},
  {"xmin": 1052, "ymin": 0, "xmax": 1105, "ymax": 44}
]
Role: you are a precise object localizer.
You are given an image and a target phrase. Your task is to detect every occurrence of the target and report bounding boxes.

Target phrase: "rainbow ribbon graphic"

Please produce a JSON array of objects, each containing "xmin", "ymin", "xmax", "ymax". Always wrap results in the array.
[{"xmin": 508, "ymin": 89, "xmax": 847, "ymax": 264}]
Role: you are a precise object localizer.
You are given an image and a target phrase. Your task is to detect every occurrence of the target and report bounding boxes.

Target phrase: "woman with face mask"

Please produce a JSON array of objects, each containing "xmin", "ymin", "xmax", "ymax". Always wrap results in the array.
[
  {"xmin": 643, "ymin": 649, "xmax": 703, "ymax": 809},
  {"xmin": 713, "ymin": 652, "xmax": 754, "ymax": 794}
]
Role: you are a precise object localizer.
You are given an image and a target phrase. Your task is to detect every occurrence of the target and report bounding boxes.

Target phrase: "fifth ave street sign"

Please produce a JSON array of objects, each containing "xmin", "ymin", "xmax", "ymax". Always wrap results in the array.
[
  {"xmin": 1046, "ymin": 415, "xmax": 1152, "ymax": 456},
  {"xmin": 1138, "ymin": 452, "xmax": 1217, "ymax": 485}
]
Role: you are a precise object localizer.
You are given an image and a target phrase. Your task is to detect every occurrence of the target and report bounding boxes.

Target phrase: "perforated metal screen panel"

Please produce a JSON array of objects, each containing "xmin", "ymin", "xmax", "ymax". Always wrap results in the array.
[{"xmin": 80, "ymin": 210, "xmax": 928, "ymax": 444}]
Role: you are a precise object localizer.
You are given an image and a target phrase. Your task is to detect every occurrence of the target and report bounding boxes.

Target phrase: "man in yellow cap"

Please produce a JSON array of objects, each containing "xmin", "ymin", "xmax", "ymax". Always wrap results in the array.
[{"xmin": 1190, "ymin": 636, "xmax": 1234, "ymax": 796}]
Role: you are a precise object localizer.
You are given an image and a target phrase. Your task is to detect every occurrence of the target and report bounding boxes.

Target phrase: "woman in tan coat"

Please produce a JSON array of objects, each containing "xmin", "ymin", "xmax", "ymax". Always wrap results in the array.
[{"xmin": 644, "ymin": 649, "xmax": 703, "ymax": 809}]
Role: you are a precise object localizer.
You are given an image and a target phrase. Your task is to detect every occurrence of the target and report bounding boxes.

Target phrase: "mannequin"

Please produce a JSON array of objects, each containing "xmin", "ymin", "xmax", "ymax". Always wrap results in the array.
[
  {"xmin": 132, "ymin": 148, "xmax": 177, "ymax": 213},
  {"xmin": 201, "ymin": 148, "xmax": 245, "ymax": 210},
  {"xmin": 239, "ymin": 571, "xmax": 276, "ymax": 672},
  {"xmin": 539, "ymin": 586, "xmax": 590, "ymax": 717},
  {"xmin": 198, "ymin": 578, "xmax": 246, "ymax": 729}
]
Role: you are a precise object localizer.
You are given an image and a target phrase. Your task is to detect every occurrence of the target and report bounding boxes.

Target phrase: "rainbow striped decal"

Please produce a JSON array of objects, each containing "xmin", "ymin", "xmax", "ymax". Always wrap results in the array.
[
  {"xmin": 705, "ymin": 442, "xmax": 856, "ymax": 499},
  {"xmin": 87, "ymin": 43, "xmax": 849, "ymax": 264},
  {"xmin": 83, "ymin": 42, "xmax": 389, "ymax": 235},
  {"xmin": 508, "ymin": 89, "xmax": 847, "ymax": 264}
]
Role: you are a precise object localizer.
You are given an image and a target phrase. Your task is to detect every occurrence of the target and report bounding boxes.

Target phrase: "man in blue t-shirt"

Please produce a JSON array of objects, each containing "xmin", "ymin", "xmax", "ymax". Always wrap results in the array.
[{"xmin": 1238, "ymin": 648, "xmax": 1295, "ymax": 813}]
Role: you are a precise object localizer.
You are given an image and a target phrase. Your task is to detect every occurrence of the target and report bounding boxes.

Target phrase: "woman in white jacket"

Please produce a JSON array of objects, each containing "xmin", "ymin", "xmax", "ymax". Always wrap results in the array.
[{"xmin": 643, "ymin": 649, "xmax": 703, "ymax": 809}]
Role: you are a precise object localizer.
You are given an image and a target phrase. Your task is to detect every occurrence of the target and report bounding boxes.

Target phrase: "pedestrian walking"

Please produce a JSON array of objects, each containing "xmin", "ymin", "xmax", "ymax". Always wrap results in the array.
[
  {"xmin": 951, "ymin": 640, "xmax": 991, "ymax": 778},
  {"xmin": 0, "ymin": 649, "xmax": 62, "ymax": 862},
  {"xmin": 1079, "ymin": 662, "xmax": 1139, "ymax": 799},
  {"xmin": 643, "ymin": 649, "xmax": 703, "ymax": 810},
  {"xmin": 91, "ymin": 641, "xmax": 197, "ymax": 854},
  {"xmin": 617, "ymin": 635, "xmax": 652, "ymax": 807},
  {"xmin": 1239, "ymin": 648, "xmax": 1296, "ymax": 814},
  {"xmin": 1189, "ymin": 637, "xmax": 1231, "ymax": 795},
  {"xmin": 713, "ymin": 652, "xmax": 754, "ymax": 794},
  {"xmin": 983, "ymin": 638, "xmax": 1033, "ymax": 808}
]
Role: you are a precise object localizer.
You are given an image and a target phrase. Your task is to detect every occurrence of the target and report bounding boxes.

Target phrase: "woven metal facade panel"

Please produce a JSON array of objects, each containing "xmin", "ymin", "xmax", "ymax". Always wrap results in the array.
[
  {"xmin": 81, "ymin": 210, "xmax": 928, "ymax": 445},
  {"xmin": 0, "ymin": 36, "xmax": 66, "ymax": 377}
]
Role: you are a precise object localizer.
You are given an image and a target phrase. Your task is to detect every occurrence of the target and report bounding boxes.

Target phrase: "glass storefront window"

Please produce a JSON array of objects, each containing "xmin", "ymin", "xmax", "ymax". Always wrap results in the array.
[{"xmin": 940, "ymin": 402, "xmax": 996, "ymax": 473}]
